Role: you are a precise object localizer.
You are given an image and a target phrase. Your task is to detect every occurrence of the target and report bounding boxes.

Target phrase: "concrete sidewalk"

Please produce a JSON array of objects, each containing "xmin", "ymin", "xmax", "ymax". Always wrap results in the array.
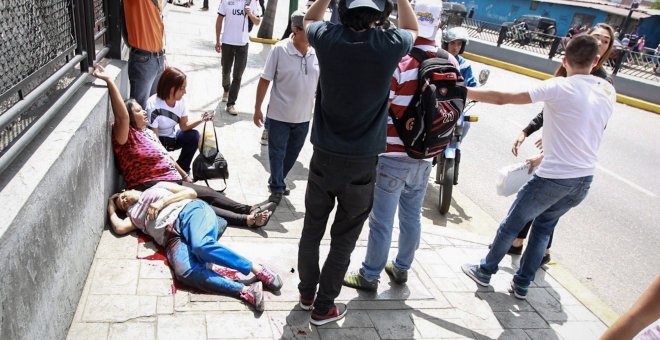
[{"xmin": 67, "ymin": 2, "xmax": 610, "ymax": 339}]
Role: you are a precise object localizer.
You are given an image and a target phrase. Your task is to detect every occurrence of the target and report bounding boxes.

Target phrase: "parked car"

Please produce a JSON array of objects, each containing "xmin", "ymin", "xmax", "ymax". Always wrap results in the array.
[
  {"xmin": 441, "ymin": 2, "xmax": 467, "ymax": 28},
  {"xmin": 503, "ymin": 15, "xmax": 557, "ymax": 35},
  {"xmin": 503, "ymin": 15, "xmax": 557, "ymax": 46}
]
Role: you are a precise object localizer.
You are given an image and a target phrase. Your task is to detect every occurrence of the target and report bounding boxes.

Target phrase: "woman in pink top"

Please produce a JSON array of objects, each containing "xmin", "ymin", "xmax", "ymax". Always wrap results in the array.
[{"xmin": 92, "ymin": 65, "xmax": 274, "ymax": 227}]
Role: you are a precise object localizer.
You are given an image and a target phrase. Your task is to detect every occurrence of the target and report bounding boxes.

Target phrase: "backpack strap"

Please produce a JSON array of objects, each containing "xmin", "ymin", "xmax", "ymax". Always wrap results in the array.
[
  {"xmin": 410, "ymin": 47, "xmax": 451, "ymax": 63},
  {"xmin": 151, "ymin": 108, "xmax": 181, "ymax": 124},
  {"xmin": 409, "ymin": 47, "xmax": 428, "ymax": 63}
]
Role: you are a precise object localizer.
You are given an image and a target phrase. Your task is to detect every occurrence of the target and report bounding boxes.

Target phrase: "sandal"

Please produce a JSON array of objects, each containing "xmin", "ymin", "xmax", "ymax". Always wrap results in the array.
[{"xmin": 248, "ymin": 202, "xmax": 277, "ymax": 227}]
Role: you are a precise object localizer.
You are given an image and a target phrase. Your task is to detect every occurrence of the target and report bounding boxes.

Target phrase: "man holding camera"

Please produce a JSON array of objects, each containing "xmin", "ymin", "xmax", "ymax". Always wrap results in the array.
[{"xmin": 297, "ymin": 0, "xmax": 418, "ymax": 325}]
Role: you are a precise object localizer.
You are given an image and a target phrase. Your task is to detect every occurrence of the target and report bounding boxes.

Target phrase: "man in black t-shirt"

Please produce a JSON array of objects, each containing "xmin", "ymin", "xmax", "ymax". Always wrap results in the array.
[{"xmin": 297, "ymin": 0, "xmax": 418, "ymax": 325}]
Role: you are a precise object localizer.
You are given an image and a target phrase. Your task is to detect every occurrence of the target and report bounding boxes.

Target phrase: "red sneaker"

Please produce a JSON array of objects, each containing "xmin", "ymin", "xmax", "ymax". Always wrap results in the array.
[
  {"xmin": 299, "ymin": 295, "xmax": 314, "ymax": 311},
  {"xmin": 255, "ymin": 265, "xmax": 283, "ymax": 291},
  {"xmin": 240, "ymin": 282, "xmax": 264, "ymax": 312},
  {"xmin": 310, "ymin": 303, "xmax": 347, "ymax": 326}
]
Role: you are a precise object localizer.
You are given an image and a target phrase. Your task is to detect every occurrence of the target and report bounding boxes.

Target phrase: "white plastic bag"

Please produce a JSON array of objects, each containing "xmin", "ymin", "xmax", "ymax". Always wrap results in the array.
[{"xmin": 495, "ymin": 162, "xmax": 533, "ymax": 197}]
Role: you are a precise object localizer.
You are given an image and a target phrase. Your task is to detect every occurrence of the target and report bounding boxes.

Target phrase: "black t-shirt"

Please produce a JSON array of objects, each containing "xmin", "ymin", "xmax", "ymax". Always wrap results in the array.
[{"xmin": 307, "ymin": 22, "xmax": 413, "ymax": 157}]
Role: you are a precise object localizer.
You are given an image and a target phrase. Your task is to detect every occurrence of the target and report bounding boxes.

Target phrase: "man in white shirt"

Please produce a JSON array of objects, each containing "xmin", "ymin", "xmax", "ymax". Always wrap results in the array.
[
  {"xmin": 460, "ymin": 35, "xmax": 616, "ymax": 300},
  {"xmin": 253, "ymin": 10, "xmax": 320, "ymax": 205},
  {"xmin": 215, "ymin": 0, "xmax": 262, "ymax": 115}
]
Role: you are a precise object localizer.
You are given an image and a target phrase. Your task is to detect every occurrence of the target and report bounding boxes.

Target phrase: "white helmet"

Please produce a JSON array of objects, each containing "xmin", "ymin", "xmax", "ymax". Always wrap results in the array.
[{"xmin": 442, "ymin": 27, "xmax": 470, "ymax": 54}]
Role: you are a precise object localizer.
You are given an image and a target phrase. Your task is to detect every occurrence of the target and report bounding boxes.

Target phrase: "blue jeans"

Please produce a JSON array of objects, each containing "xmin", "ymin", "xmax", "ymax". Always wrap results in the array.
[
  {"xmin": 267, "ymin": 118, "xmax": 309, "ymax": 193},
  {"xmin": 167, "ymin": 200, "xmax": 253, "ymax": 296},
  {"xmin": 480, "ymin": 175, "xmax": 593, "ymax": 287},
  {"xmin": 361, "ymin": 156, "xmax": 432, "ymax": 281},
  {"xmin": 128, "ymin": 50, "xmax": 165, "ymax": 108},
  {"xmin": 176, "ymin": 129, "xmax": 200, "ymax": 173}
]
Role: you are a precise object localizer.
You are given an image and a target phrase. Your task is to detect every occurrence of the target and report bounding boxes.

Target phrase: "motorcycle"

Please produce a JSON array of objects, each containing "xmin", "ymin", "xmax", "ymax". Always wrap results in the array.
[{"xmin": 435, "ymin": 69, "xmax": 490, "ymax": 215}]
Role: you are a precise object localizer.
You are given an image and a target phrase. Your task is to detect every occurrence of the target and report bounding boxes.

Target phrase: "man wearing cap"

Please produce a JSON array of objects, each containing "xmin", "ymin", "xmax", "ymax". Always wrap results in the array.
[
  {"xmin": 297, "ymin": 0, "xmax": 418, "ymax": 326},
  {"xmin": 215, "ymin": 0, "xmax": 263, "ymax": 115},
  {"xmin": 124, "ymin": 0, "xmax": 166, "ymax": 109},
  {"xmin": 253, "ymin": 11, "xmax": 320, "ymax": 205},
  {"xmin": 343, "ymin": 0, "xmax": 459, "ymax": 292}
]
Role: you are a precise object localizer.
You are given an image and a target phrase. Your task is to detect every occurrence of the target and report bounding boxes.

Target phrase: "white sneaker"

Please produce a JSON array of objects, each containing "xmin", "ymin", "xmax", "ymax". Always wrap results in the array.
[
  {"xmin": 260, "ymin": 130, "xmax": 268, "ymax": 146},
  {"xmin": 222, "ymin": 92, "xmax": 229, "ymax": 102},
  {"xmin": 226, "ymin": 105, "xmax": 237, "ymax": 115}
]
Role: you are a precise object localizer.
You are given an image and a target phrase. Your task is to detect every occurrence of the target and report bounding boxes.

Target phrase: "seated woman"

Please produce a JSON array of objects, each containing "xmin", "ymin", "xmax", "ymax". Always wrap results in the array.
[
  {"xmin": 146, "ymin": 67, "xmax": 203, "ymax": 175},
  {"xmin": 92, "ymin": 65, "xmax": 274, "ymax": 227},
  {"xmin": 107, "ymin": 182, "xmax": 283, "ymax": 311}
]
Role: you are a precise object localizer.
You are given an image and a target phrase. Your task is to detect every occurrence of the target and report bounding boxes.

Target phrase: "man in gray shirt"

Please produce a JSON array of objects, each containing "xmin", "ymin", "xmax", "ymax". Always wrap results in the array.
[{"xmin": 253, "ymin": 10, "xmax": 320, "ymax": 204}]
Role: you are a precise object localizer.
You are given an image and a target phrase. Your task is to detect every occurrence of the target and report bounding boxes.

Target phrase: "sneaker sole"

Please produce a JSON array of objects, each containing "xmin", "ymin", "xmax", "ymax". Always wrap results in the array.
[
  {"xmin": 508, "ymin": 287, "xmax": 528, "ymax": 300},
  {"xmin": 461, "ymin": 265, "xmax": 489, "ymax": 287},
  {"xmin": 265, "ymin": 275, "xmax": 283, "ymax": 292},
  {"xmin": 384, "ymin": 266, "xmax": 407, "ymax": 284},
  {"xmin": 342, "ymin": 280, "xmax": 378, "ymax": 291},
  {"xmin": 310, "ymin": 308, "xmax": 348, "ymax": 326}
]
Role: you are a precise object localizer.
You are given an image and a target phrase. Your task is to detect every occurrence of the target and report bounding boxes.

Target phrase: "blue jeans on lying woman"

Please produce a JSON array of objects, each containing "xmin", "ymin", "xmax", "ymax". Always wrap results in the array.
[{"xmin": 167, "ymin": 200, "xmax": 252, "ymax": 296}]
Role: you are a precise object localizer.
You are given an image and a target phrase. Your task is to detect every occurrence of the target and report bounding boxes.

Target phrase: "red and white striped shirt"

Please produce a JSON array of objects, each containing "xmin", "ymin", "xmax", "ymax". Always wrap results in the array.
[{"xmin": 385, "ymin": 38, "xmax": 460, "ymax": 159}]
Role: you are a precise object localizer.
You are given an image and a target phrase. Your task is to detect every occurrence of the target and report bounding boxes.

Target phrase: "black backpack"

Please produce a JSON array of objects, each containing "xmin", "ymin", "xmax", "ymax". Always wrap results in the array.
[{"xmin": 391, "ymin": 48, "xmax": 467, "ymax": 159}]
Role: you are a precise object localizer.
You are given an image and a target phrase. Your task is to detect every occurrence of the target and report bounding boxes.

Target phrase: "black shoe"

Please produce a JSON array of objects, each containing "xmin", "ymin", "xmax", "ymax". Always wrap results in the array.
[
  {"xmin": 488, "ymin": 243, "xmax": 523, "ymax": 255},
  {"xmin": 268, "ymin": 192, "xmax": 283, "ymax": 205},
  {"xmin": 540, "ymin": 254, "xmax": 551, "ymax": 266}
]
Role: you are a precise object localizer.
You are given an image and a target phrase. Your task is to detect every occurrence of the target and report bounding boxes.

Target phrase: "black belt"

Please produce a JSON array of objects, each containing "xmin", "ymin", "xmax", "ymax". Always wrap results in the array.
[{"xmin": 131, "ymin": 47, "xmax": 165, "ymax": 57}]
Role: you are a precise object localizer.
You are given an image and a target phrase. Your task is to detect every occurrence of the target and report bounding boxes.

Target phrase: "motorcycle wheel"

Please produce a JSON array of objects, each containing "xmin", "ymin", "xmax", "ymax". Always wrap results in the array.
[{"xmin": 438, "ymin": 158, "xmax": 455, "ymax": 215}]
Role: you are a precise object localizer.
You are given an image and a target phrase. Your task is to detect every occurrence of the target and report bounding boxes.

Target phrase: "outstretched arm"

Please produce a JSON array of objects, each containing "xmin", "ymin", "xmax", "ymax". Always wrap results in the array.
[
  {"xmin": 92, "ymin": 65, "xmax": 130, "ymax": 145},
  {"xmin": 467, "ymin": 88, "xmax": 532, "ymax": 105}
]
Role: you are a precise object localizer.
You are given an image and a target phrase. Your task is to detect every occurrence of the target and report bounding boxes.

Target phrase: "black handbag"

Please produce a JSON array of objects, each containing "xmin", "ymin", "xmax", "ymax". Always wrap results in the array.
[{"xmin": 192, "ymin": 122, "xmax": 228, "ymax": 191}]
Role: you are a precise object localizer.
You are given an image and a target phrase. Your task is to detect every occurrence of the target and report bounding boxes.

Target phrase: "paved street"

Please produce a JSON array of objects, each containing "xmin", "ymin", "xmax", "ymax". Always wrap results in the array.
[
  {"xmin": 448, "ymin": 61, "xmax": 660, "ymax": 315},
  {"xmin": 65, "ymin": 1, "xmax": 660, "ymax": 339}
]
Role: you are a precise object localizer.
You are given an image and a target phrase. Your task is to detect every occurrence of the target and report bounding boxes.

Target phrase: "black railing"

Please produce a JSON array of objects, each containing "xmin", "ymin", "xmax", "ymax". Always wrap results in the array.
[
  {"xmin": 461, "ymin": 18, "xmax": 501, "ymax": 44},
  {"xmin": 0, "ymin": 0, "xmax": 112, "ymax": 174},
  {"xmin": 465, "ymin": 19, "xmax": 660, "ymax": 82}
]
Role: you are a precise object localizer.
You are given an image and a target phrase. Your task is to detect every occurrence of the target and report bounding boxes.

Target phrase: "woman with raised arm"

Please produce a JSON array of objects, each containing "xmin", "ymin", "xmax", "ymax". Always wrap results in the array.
[
  {"xmin": 107, "ymin": 182, "xmax": 283, "ymax": 311},
  {"xmin": 92, "ymin": 65, "xmax": 275, "ymax": 228}
]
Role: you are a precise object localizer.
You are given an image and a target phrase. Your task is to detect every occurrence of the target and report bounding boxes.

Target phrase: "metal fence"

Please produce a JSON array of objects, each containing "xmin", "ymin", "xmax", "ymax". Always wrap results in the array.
[
  {"xmin": 0, "ymin": 0, "xmax": 111, "ymax": 174},
  {"xmin": 462, "ymin": 18, "xmax": 659, "ymax": 82},
  {"xmin": 461, "ymin": 18, "xmax": 501, "ymax": 44}
]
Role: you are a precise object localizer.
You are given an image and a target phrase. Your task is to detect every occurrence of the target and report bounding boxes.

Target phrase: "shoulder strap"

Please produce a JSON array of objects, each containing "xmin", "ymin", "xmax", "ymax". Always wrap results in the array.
[
  {"xmin": 152, "ymin": 108, "xmax": 180, "ymax": 124},
  {"xmin": 435, "ymin": 48, "xmax": 450, "ymax": 60},
  {"xmin": 409, "ymin": 47, "xmax": 428, "ymax": 63},
  {"xmin": 200, "ymin": 122, "xmax": 220, "ymax": 157}
]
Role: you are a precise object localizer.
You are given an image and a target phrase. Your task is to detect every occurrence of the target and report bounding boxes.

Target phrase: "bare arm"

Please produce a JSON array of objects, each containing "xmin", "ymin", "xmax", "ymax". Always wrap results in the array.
[
  {"xmin": 254, "ymin": 77, "xmax": 271, "ymax": 127},
  {"xmin": 215, "ymin": 15, "xmax": 224, "ymax": 53},
  {"xmin": 178, "ymin": 115, "xmax": 206, "ymax": 131},
  {"xmin": 107, "ymin": 195, "xmax": 137, "ymax": 234},
  {"xmin": 467, "ymin": 88, "xmax": 532, "ymax": 105},
  {"xmin": 395, "ymin": 0, "xmax": 418, "ymax": 40},
  {"xmin": 304, "ymin": 0, "xmax": 329, "ymax": 30},
  {"xmin": 602, "ymin": 275, "xmax": 660, "ymax": 340},
  {"xmin": 146, "ymin": 183, "xmax": 198, "ymax": 220},
  {"xmin": 92, "ymin": 65, "xmax": 130, "ymax": 145},
  {"xmin": 171, "ymin": 155, "xmax": 192, "ymax": 182},
  {"xmin": 245, "ymin": 4, "xmax": 261, "ymax": 25}
]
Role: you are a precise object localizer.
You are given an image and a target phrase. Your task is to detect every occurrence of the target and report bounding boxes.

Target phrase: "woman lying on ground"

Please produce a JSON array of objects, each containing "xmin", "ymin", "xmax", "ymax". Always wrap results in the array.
[
  {"xmin": 107, "ymin": 182, "xmax": 283, "ymax": 311},
  {"xmin": 92, "ymin": 65, "xmax": 275, "ymax": 228}
]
